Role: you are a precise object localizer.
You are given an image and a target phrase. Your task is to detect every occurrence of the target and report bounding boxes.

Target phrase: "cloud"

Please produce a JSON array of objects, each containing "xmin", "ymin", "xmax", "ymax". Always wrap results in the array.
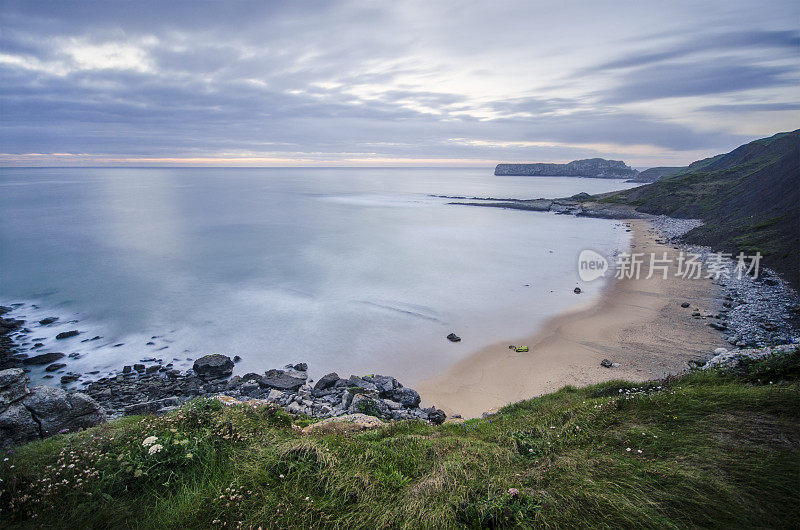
[{"xmin": 0, "ymin": 0, "xmax": 798, "ymax": 166}]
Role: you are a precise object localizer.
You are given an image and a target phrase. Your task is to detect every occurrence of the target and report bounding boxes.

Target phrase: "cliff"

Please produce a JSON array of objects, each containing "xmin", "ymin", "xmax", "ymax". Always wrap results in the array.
[
  {"xmin": 602, "ymin": 129, "xmax": 800, "ymax": 288},
  {"xmin": 632, "ymin": 166, "xmax": 687, "ymax": 182},
  {"xmin": 495, "ymin": 158, "xmax": 638, "ymax": 178}
]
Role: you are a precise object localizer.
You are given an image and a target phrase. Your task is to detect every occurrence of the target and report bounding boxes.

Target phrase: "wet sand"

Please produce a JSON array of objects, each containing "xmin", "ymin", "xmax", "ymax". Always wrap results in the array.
[{"xmin": 417, "ymin": 219, "xmax": 725, "ymax": 418}]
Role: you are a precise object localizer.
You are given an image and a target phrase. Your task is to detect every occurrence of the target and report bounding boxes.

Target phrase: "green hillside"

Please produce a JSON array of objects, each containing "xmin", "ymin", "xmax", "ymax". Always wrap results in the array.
[
  {"xmin": 2, "ymin": 348, "xmax": 798, "ymax": 528},
  {"xmin": 602, "ymin": 130, "xmax": 800, "ymax": 288}
]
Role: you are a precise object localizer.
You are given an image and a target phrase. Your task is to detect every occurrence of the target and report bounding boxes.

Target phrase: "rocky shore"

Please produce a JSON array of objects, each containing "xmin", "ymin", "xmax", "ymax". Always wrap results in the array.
[{"xmin": 82, "ymin": 354, "xmax": 446, "ymax": 424}]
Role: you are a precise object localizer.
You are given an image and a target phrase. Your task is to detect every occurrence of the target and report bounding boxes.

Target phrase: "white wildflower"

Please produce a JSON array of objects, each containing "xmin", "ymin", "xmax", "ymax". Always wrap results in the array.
[
  {"xmin": 142, "ymin": 436, "xmax": 158, "ymax": 447},
  {"xmin": 147, "ymin": 444, "xmax": 163, "ymax": 455}
]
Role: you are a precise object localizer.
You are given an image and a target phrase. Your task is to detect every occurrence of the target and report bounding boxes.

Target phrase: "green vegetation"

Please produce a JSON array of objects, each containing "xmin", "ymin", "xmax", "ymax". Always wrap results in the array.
[
  {"xmin": 599, "ymin": 130, "xmax": 799, "ymax": 288},
  {"xmin": 2, "ymin": 348, "xmax": 799, "ymax": 528}
]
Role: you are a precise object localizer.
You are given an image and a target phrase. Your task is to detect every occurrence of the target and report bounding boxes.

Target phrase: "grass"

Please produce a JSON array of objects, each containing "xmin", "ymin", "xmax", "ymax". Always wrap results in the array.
[{"xmin": 2, "ymin": 348, "xmax": 799, "ymax": 529}]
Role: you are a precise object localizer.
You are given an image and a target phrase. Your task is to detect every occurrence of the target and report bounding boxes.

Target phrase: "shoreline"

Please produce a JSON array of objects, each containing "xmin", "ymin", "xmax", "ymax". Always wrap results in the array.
[{"xmin": 417, "ymin": 218, "xmax": 726, "ymax": 418}]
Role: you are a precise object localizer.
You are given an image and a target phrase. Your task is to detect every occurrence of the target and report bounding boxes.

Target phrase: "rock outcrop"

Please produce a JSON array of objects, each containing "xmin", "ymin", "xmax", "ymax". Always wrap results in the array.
[
  {"xmin": 0, "ymin": 368, "xmax": 106, "ymax": 447},
  {"xmin": 85, "ymin": 357, "xmax": 445, "ymax": 425},
  {"xmin": 495, "ymin": 158, "xmax": 638, "ymax": 178}
]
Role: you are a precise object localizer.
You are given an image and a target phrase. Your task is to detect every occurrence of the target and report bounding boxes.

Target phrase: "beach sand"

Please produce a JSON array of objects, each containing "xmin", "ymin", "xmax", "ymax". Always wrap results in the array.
[{"xmin": 417, "ymin": 219, "xmax": 725, "ymax": 418}]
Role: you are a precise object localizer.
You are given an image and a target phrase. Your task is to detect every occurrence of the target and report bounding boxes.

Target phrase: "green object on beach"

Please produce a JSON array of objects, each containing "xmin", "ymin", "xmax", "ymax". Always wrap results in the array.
[{"xmin": 516, "ymin": 346, "xmax": 529, "ymax": 352}]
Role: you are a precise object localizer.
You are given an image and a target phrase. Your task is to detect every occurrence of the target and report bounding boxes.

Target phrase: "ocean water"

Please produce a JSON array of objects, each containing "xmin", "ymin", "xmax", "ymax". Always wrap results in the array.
[{"xmin": 0, "ymin": 167, "xmax": 636, "ymax": 386}]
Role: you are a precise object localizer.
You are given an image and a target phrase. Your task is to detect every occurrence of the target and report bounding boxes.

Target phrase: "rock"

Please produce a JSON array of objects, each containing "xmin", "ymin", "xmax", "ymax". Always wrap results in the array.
[
  {"xmin": 0, "ymin": 385, "xmax": 105, "ymax": 445},
  {"xmin": 425, "ymin": 407, "xmax": 447, "ymax": 425},
  {"xmin": 0, "ymin": 369, "xmax": 29, "ymax": 412},
  {"xmin": 446, "ymin": 333, "xmax": 461, "ymax": 342},
  {"xmin": 364, "ymin": 374, "xmax": 399, "ymax": 395},
  {"xmin": 259, "ymin": 369, "xmax": 305, "ymax": 391},
  {"xmin": 574, "ymin": 287, "xmax": 582, "ymax": 294},
  {"xmin": 233, "ymin": 355, "xmax": 242, "ymax": 363},
  {"xmin": 293, "ymin": 363, "xmax": 308, "ymax": 371},
  {"xmin": 38, "ymin": 317, "xmax": 59, "ymax": 325},
  {"xmin": 387, "ymin": 387, "xmax": 421, "ymax": 408},
  {"xmin": 301, "ymin": 413, "xmax": 385, "ymax": 435},
  {"xmin": 348, "ymin": 375, "xmax": 378, "ymax": 392},
  {"xmin": 266, "ymin": 389, "xmax": 285, "ymax": 402},
  {"xmin": 709, "ymin": 321, "xmax": 727, "ymax": 331},
  {"xmin": 122, "ymin": 365, "xmax": 132, "ymax": 373},
  {"xmin": 60, "ymin": 374, "xmax": 80, "ymax": 384},
  {"xmin": 45, "ymin": 363, "xmax": 66, "ymax": 372},
  {"xmin": 681, "ymin": 302, "xmax": 690, "ymax": 308},
  {"xmin": 145, "ymin": 365, "xmax": 160, "ymax": 374},
  {"xmin": 286, "ymin": 402, "xmax": 305, "ymax": 415},
  {"xmin": 22, "ymin": 352, "xmax": 65, "ymax": 365},
  {"xmin": 55, "ymin": 330, "xmax": 80, "ymax": 339},
  {"xmin": 600, "ymin": 359, "xmax": 613, "ymax": 368},
  {"xmin": 192, "ymin": 354, "xmax": 234, "ymax": 380},
  {"xmin": 382, "ymin": 399, "xmax": 402, "ymax": 410},
  {"xmin": 312, "ymin": 372, "xmax": 340, "ymax": 394}
]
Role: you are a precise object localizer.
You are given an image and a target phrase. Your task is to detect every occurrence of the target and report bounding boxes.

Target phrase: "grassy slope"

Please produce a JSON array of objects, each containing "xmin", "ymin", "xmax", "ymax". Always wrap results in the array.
[
  {"xmin": 600, "ymin": 130, "xmax": 800, "ymax": 289},
  {"xmin": 2, "ymin": 349, "xmax": 799, "ymax": 529}
]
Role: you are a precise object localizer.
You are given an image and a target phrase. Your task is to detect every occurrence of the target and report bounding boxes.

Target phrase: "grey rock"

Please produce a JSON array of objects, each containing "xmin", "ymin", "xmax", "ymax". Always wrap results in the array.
[
  {"xmin": 348, "ymin": 375, "xmax": 378, "ymax": 392},
  {"xmin": 425, "ymin": 407, "xmax": 447, "ymax": 425},
  {"xmin": 387, "ymin": 387, "xmax": 421, "ymax": 408},
  {"xmin": 259, "ymin": 369, "xmax": 305, "ymax": 391},
  {"xmin": 600, "ymin": 359, "xmax": 613, "ymax": 368},
  {"xmin": 192, "ymin": 354, "xmax": 234, "ymax": 380},
  {"xmin": 55, "ymin": 330, "xmax": 80, "ymax": 340},
  {"xmin": 22, "ymin": 352, "xmax": 65, "ymax": 365},
  {"xmin": 447, "ymin": 333, "xmax": 461, "ymax": 342},
  {"xmin": 38, "ymin": 317, "xmax": 59, "ymax": 325},
  {"xmin": 312, "ymin": 372, "xmax": 340, "ymax": 394},
  {"xmin": 45, "ymin": 363, "xmax": 66, "ymax": 372},
  {"xmin": 0, "ymin": 369, "xmax": 29, "ymax": 412}
]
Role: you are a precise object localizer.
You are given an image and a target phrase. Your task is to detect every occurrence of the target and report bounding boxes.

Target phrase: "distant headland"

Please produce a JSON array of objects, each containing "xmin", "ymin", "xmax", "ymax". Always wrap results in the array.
[{"xmin": 495, "ymin": 158, "xmax": 638, "ymax": 178}]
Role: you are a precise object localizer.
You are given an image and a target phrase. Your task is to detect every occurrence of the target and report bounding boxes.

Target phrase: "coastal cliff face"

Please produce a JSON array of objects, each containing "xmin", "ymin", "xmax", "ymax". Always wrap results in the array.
[{"xmin": 495, "ymin": 158, "xmax": 638, "ymax": 178}]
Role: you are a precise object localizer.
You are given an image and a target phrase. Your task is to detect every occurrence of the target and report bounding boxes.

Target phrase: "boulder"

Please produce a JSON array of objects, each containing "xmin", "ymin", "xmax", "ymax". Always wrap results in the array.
[
  {"xmin": 55, "ymin": 330, "xmax": 80, "ymax": 339},
  {"xmin": 680, "ymin": 302, "xmax": 691, "ymax": 308},
  {"xmin": 259, "ymin": 369, "xmax": 305, "ymax": 391},
  {"xmin": 363, "ymin": 374, "xmax": 399, "ymax": 395},
  {"xmin": 447, "ymin": 333, "xmax": 461, "ymax": 342},
  {"xmin": 387, "ymin": 387, "xmax": 421, "ymax": 408},
  {"xmin": 38, "ymin": 317, "xmax": 59, "ymax": 325},
  {"xmin": 0, "ymin": 369, "xmax": 29, "ymax": 412},
  {"xmin": 600, "ymin": 359, "xmax": 613, "ymax": 368},
  {"xmin": 425, "ymin": 407, "xmax": 447, "ymax": 425},
  {"xmin": 0, "ymin": 384, "xmax": 106, "ymax": 446},
  {"xmin": 574, "ymin": 287, "xmax": 582, "ymax": 294},
  {"xmin": 348, "ymin": 375, "xmax": 378, "ymax": 392},
  {"xmin": 192, "ymin": 354, "xmax": 234, "ymax": 380},
  {"xmin": 45, "ymin": 363, "xmax": 66, "ymax": 372},
  {"xmin": 312, "ymin": 372, "xmax": 340, "ymax": 394},
  {"xmin": 21, "ymin": 352, "xmax": 65, "ymax": 365}
]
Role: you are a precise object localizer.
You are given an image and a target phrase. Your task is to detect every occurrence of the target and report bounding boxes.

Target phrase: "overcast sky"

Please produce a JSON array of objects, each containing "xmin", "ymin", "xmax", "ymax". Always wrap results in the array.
[{"xmin": 1, "ymin": 0, "xmax": 798, "ymax": 167}]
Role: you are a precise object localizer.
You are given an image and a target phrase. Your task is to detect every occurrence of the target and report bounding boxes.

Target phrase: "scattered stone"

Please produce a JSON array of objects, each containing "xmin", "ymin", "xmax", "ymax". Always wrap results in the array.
[
  {"xmin": 574, "ymin": 287, "xmax": 582, "ymax": 294},
  {"xmin": 681, "ymin": 302, "xmax": 690, "ymax": 308},
  {"xmin": 446, "ymin": 333, "xmax": 461, "ymax": 342},
  {"xmin": 55, "ymin": 330, "xmax": 79, "ymax": 340},
  {"xmin": 60, "ymin": 374, "xmax": 80, "ymax": 384},
  {"xmin": 45, "ymin": 363, "xmax": 66, "ymax": 372},
  {"xmin": 600, "ymin": 359, "xmax": 614, "ymax": 368},
  {"xmin": 233, "ymin": 355, "xmax": 242, "ymax": 363},
  {"xmin": 38, "ymin": 317, "xmax": 59, "ymax": 325}
]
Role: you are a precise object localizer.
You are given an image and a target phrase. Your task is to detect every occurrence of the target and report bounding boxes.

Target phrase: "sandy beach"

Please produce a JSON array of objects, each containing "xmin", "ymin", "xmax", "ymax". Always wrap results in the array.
[{"xmin": 418, "ymin": 219, "xmax": 726, "ymax": 418}]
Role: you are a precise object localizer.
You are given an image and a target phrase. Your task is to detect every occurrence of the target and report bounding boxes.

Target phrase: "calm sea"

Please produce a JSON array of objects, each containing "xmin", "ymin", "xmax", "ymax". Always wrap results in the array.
[{"xmin": 0, "ymin": 167, "xmax": 637, "ymax": 385}]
